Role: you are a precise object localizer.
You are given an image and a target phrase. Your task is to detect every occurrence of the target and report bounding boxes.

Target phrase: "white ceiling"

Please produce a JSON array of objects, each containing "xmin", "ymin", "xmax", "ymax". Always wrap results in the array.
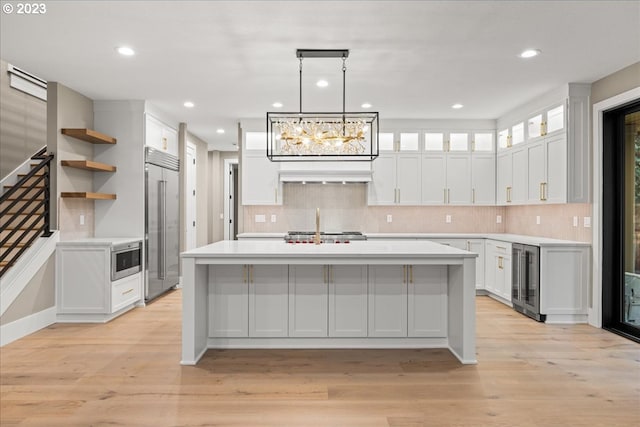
[{"xmin": 1, "ymin": 1, "xmax": 639, "ymax": 151}]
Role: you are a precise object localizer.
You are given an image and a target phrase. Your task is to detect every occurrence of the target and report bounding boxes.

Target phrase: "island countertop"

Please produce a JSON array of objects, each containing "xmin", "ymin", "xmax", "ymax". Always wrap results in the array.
[{"xmin": 181, "ymin": 239, "xmax": 478, "ymax": 262}]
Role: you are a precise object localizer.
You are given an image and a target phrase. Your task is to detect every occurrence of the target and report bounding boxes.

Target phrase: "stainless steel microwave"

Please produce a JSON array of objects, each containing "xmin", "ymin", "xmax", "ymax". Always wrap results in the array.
[{"xmin": 111, "ymin": 241, "xmax": 142, "ymax": 281}]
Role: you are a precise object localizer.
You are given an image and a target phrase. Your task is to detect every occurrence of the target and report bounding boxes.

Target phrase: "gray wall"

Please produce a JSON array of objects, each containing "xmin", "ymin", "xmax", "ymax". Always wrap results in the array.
[
  {"xmin": 0, "ymin": 59, "xmax": 46, "ymax": 179},
  {"xmin": 591, "ymin": 62, "xmax": 640, "ymax": 105},
  {"xmin": 0, "ymin": 253, "xmax": 55, "ymax": 326}
]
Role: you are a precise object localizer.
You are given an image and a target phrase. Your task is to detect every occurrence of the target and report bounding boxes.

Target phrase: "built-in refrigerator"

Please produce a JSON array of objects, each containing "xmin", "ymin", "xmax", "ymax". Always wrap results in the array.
[
  {"xmin": 145, "ymin": 147, "xmax": 180, "ymax": 301},
  {"xmin": 511, "ymin": 243, "xmax": 545, "ymax": 322}
]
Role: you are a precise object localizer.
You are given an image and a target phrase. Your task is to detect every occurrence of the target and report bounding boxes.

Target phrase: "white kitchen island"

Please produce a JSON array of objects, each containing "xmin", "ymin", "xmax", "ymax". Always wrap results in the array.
[{"xmin": 181, "ymin": 240, "xmax": 477, "ymax": 365}]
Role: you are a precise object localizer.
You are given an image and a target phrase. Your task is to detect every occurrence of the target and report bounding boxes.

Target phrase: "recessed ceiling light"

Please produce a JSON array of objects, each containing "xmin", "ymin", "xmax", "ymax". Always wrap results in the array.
[
  {"xmin": 361, "ymin": 103, "xmax": 372, "ymax": 109},
  {"xmin": 216, "ymin": 128, "xmax": 225, "ymax": 134},
  {"xmin": 272, "ymin": 102, "xmax": 283, "ymax": 108},
  {"xmin": 316, "ymin": 80, "xmax": 329, "ymax": 88},
  {"xmin": 452, "ymin": 103, "xmax": 464, "ymax": 109},
  {"xmin": 519, "ymin": 49, "xmax": 541, "ymax": 58},
  {"xmin": 116, "ymin": 46, "xmax": 135, "ymax": 56},
  {"xmin": 183, "ymin": 101, "xmax": 195, "ymax": 108}
]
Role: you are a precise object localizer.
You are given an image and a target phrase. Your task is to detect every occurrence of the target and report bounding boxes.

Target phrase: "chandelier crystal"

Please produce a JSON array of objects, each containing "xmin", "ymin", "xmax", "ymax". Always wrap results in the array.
[{"xmin": 267, "ymin": 49, "xmax": 379, "ymax": 162}]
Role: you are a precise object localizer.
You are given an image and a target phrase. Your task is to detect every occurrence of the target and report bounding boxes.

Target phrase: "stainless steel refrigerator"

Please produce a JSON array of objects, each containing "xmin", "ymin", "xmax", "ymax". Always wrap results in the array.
[{"xmin": 145, "ymin": 147, "xmax": 180, "ymax": 301}]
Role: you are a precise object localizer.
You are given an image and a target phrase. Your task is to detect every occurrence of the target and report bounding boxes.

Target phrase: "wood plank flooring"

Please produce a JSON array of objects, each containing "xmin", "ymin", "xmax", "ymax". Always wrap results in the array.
[{"xmin": 1, "ymin": 292, "xmax": 639, "ymax": 426}]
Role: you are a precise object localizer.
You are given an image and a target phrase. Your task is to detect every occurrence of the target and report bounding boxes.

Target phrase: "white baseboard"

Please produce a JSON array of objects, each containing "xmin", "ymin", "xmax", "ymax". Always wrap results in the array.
[{"xmin": 0, "ymin": 306, "xmax": 56, "ymax": 346}]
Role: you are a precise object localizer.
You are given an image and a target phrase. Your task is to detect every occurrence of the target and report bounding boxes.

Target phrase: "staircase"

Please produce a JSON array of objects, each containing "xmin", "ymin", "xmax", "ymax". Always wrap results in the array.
[{"xmin": 0, "ymin": 148, "xmax": 54, "ymax": 277}]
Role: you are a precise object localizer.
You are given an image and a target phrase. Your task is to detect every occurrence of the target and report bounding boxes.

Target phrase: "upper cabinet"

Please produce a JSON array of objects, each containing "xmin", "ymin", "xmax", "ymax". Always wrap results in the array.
[
  {"xmin": 145, "ymin": 115, "xmax": 178, "ymax": 156},
  {"xmin": 496, "ymin": 83, "xmax": 591, "ymax": 205},
  {"xmin": 241, "ymin": 131, "xmax": 283, "ymax": 205}
]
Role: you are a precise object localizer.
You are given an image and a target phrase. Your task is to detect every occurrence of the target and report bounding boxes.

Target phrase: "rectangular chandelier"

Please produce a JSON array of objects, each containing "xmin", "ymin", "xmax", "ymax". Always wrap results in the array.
[
  {"xmin": 266, "ymin": 111, "xmax": 379, "ymax": 162},
  {"xmin": 266, "ymin": 49, "xmax": 379, "ymax": 162}
]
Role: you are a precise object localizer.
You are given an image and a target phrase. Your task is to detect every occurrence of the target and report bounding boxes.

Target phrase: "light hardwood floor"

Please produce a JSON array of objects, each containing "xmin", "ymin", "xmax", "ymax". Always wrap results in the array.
[{"xmin": 1, "ymin": 292, "xmax": 639, "ymax": 427}]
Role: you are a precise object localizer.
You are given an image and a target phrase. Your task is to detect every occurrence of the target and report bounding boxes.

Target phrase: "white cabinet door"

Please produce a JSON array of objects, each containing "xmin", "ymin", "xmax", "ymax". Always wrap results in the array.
[
  {"xmin": 527, "ymin": 141, "xmax": 546, "ymax": 204},
  {"xmin": 368, "ymin": 265, "xmax": 407, "ymax": 337},
  {"xmin": 396, "ymin": 154, "xmax": 421, "ymax": 205},
  {"xmin": 446, "ymin": 154, "xmax": 471, "ymax": 204},
  {"xmin": 288, "ymin": 265, "xmax": 328, "ymax": 337},
  {"xmin": 421, "ymin": 154, "xmax": 446, "ymax": 205},
  {"xmin": 249, "ymin": 265, "xmax": 288, "ymax": 337},
  {"xmin": 545, "ymin": 133, "xmax": 567, "ymax": 203},
  {"xmin": 328, "ymin": 265, "xmax": 368, "ymax": 337},
  {"xmin": 501, "ymin": 253, "xmax": 512, "ymax": 300},
  {"xmin": 511, "ymin": 148, "xmax": 527, "ymax": 204},
  {"xmin": 368, "ymin": 154, "xmax": 396, "ymax": 205},
  {"xmin": 467, "ymin": 239, "xmax": 485, "ymax": 290},
  {"xmin": 242, "ymin": 153, "xmax": 282, "ymax": 205},
  {"xmin": 471, "ymin": 154, "xmax": 495, "ymax": 205},
  {"xmin": 209, "ymin": 265, "xmax": 248, "ymax": 337},
  {"xmin": 408, "ymin": 265, "xmax": 447, "ymax": 337},
  {"xmin": 496, "ymin": 152, "xmax": 511, "ymax": 205},
  {"xmin": 484, "ymin": 245, "xmax": 497, "ymax": 294},
  {"xmin": 57, "ymin": 246, "xmax": 110, "ymax": 314}
]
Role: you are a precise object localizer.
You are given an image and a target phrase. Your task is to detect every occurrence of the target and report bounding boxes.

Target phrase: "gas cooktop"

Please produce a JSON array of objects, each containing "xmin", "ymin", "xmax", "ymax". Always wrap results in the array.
[{"xmin": 284, "ymin": 231, "xmax": 366, "ymax": 244}]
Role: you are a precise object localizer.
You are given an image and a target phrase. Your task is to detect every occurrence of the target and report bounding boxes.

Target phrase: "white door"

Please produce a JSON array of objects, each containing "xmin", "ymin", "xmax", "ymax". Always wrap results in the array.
[
  {"xmin": 288, "ymin": 265, "xmax": 328, "ymax": 337},
  {"xmin": 408, "ymin": 265, "xmax": 447, "ymax": 337},
  {"xmin": 185, "ymin": 142, "xmax": 197, "ymax": 250},
  {"xmin": 249, "ymin": 265, "xmax": 288, "ymax": 337},
  {"xmin": 208, "ymin": 265, "xmax": 248, "ymax": 337},
  {"xmin": 471, "ymin": 154, "xmax": 495, "ymax": 205},
  {"xmin": 446, "ymin": 154, "xmax": 472, "ymax": 204},
  {"xmin": 223, "ymin": 159, "xmax": 239, "ymax": 240},
  {"xmin": 368, "ymin": 265, "xmax": 407, "ymax": 337},
  {"xmin": 421, "ymin": 154, "xmax": 446, "ymax": 205},
  {"xmin": 328, "ymin": 265, "xmax": 368, "ymax": 337},
  {"xmin": 368, "ymin": 154, "xmax": 396, "ymax": 205},
  {"xmin": 396, "ymin": 154, "xmax": 421, "ymax": 205}
]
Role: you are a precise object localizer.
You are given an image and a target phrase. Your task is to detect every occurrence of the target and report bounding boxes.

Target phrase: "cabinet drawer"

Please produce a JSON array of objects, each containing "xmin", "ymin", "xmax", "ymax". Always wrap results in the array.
[
  {"xmin": 487, "ymin": 241, "xmax": 511, "ymax": 255},
  {"xmin": 111, "ymin": 273, "xmax": 141, "ymax": 312}
]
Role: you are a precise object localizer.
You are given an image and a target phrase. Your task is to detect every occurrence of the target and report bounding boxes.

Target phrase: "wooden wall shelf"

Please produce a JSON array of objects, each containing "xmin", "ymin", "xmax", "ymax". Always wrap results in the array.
[
  {"xmin": 61, "ymin": 192, "xmax": 116, "ymax": 200},
  {"xmin": 61, "ymin": 160, "xmax": 116, "ymax": 172},
  {"xmin": 61, "ymin": 128, "xmax": 117, "ymax": 145}
]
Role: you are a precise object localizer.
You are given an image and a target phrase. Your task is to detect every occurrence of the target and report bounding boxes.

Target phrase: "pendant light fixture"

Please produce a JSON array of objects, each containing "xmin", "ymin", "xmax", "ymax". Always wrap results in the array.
[{"xmin": 267, "ymin": 49, "xmax": 379, "ymax": 162}]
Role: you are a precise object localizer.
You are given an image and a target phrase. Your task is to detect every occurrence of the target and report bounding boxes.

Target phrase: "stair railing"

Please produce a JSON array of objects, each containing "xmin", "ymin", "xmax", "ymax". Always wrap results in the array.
[{"xmin": 0, "ymin": 147, "xmax": 54, "ymax": 277}]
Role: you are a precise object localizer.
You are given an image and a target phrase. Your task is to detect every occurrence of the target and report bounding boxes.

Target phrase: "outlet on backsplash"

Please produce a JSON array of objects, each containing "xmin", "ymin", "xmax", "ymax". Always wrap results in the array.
[{"xmin": 445, "ymin": 215, "xmax": 452, "ymax": 223}]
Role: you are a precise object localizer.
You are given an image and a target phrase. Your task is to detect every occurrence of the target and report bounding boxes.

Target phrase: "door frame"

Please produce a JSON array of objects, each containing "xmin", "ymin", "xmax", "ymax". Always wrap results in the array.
[
  {"xmin": 224, "ymin": 158, "xmax": 239, "ymax": 240},
  {"xmin": 592, "ymin": 86, "xmax": 640, "ymax": 328}
]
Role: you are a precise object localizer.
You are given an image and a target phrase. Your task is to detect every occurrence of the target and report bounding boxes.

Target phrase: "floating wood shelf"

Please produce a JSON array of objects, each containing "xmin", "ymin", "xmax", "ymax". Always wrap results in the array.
[
  {"xmin": 61, "ymin": 128, "xmax": 117, "ymax": 145},
  {"xmin": 61, "ymin": 192, "xmax": 116, "ymax": 200},
  {"xmin": 61, "ymin": 160, "xmax": 116, "ymax": 172}
]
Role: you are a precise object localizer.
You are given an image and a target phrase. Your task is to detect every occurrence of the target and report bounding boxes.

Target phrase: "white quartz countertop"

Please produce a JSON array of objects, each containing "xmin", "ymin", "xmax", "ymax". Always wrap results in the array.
[
  {"xmin": 56, "ymin": 237, "xmax": 143, "ymax": 247},
  {"xmin": 182, "ymin": 240, "xmax": 477, "ymax": 259},
  {"xmin": 237, "ymin": 232, "xmax": 589, "ymax": 247}
]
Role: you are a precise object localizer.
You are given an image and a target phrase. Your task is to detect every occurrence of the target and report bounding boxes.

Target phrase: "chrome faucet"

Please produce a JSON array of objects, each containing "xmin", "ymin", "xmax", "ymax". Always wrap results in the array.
[{"xmin": 314, "ymin": 207, "xmax": 321, "ymax": 245}]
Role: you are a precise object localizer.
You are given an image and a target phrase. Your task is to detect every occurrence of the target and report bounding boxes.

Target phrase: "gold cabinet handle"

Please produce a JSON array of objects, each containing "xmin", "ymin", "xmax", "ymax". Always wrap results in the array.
[
  {"xmin": 498, "ymin": 256, "xmax": 503, "ymax": 269},
  {"xmin": 471, "ymin": 140, "xmax": 475, "ymax": 152},
  {"xmin": 542, "ymin": 182, "xmax": 547, "ymax": 201},
  {"xmin": 472, "ymin": 188, "xmax": 476, "ymax": 204},
  {"xmin": 507, "ymin": 135, "xmax": 512, "ymax": 148},
  {"xmin": 444, "ymin": 188, "xmax": 447, "ymax": 204},
  {"xmin": 275, "ymin": 188, "xmax": 278, "ymax": 203},
  {"xmin": 506, "ymin": 186, "xmax": 512, "ymax": 203},
  {"xmin": 466, "ymin": 241, "xmax": 471, "ymax": 251},
  {"xmin": 539, "ymin": 182, "xmax": 544, "ymax": 201},
  {"xmin": 397, "ymin": 188, "xmax": 401, "ymax": 204},
  {"xmin": 447, "ymin": 188, "xmax": 450, "ymax": 204},
  {"xmin": 122, "ymin": 288, "xmax": 134, "ymax": 295},
  {"xmin": 409, "ymin": 265, "xmax": 413, "ymax": 284}
]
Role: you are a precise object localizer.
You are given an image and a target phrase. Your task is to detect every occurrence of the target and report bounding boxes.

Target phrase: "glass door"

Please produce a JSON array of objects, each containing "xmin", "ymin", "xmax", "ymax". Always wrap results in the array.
[{"xmin": 602, "ymin": 100, "xmax": 640, "ymax": 342}]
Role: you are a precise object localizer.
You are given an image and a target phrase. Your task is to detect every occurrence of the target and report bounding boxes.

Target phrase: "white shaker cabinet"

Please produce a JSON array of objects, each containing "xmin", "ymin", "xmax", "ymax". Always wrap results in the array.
[
  {"xmin": 421, "ymin": 153, "xmax": 446, "ymax": 204},
  {"xmin": 368, "ymin": 154, "xmax": 397, "ymax": 205},
  {"xmin": 242, "ymin": 152, "xmax": 282, "ymax": 205},
  {"xmin": 248, "ymin": 265, "xmax": 288, "ymax": 337},
  {"xmin": 497, "ymin": 147, "xmax": 526, "ymax": 205},
  {"xmin": 408, "ymin": 265, "xmax": 447, "ymax": 338},
  {"xmin": 527, "ymin": 133, "xmax": 567, "ymax": 204},
  {"xmin": 471, "ymin": 154, "xmax": 495, "ymax": 205},
  {"xmin": 421, "ymin": 153, "xmax": 471, "ymax": 205},
  {"xmin": 368, "ymin": 265, "xmax": 407, "ymax": 337},
  {"xmin": 328, "ymin": 265, "xmax": 368, "ymax": 337},
  {"xmin": 484, "ymin": 240, "xmax": 512, "ymax": 302},
  {"xmin": 208, "ymin": 265, "xmax": 249, "ymax": 337},
  {"xmin": 288, "ymin": 265, "xmax": 328, "ymax": 337}
]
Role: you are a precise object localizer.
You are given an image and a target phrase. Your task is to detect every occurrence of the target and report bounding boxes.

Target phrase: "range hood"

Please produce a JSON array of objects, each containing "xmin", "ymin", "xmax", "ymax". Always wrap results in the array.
[{"xmin": 278, "ymin": 161, "xmax": 372, "ymax": 183}]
